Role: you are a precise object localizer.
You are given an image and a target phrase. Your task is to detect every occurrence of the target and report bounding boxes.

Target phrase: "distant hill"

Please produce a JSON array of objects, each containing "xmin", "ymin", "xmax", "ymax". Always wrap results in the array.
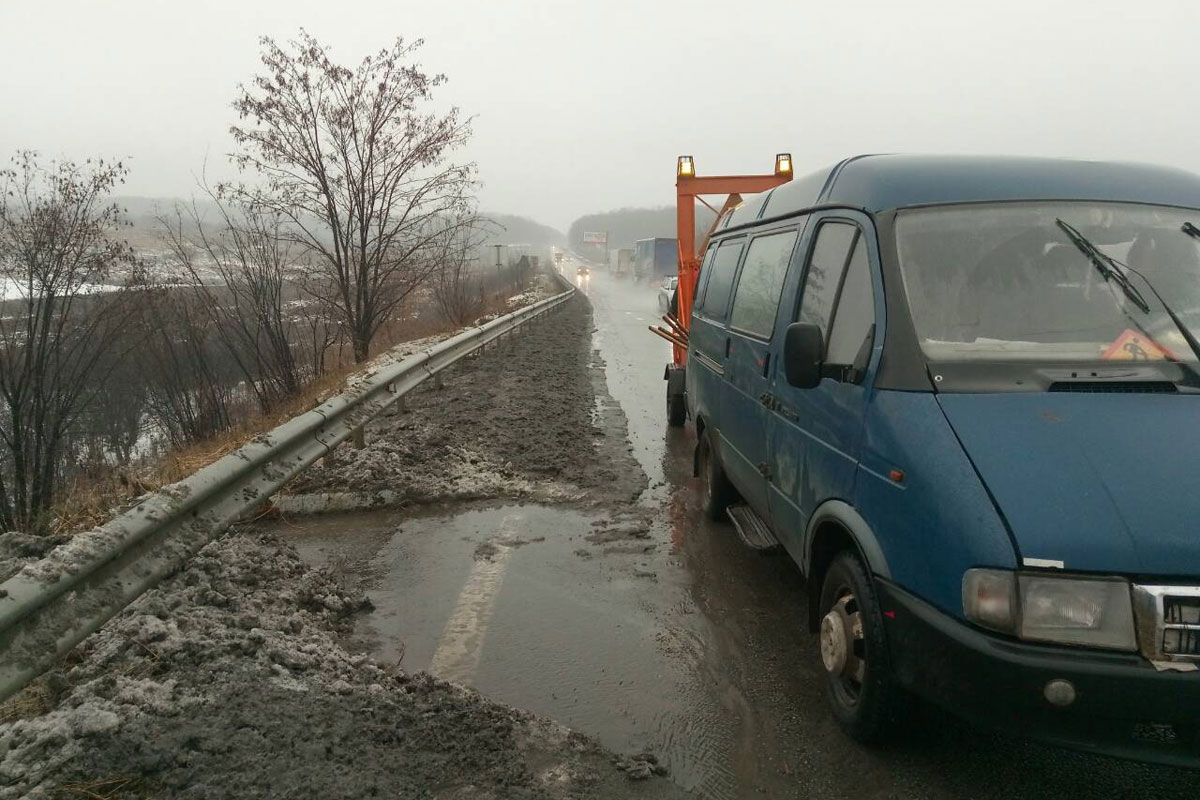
[
  {"xmin": 479, "ymin": 213, "xmax": 565, "ymax": 248},
  {"xmin": 112, "ymin": 195, "xmax": 222, "ymax": 225},
  {"xmin": 110, "ymin": 196, "xmax": 220, "ymax": 249},
  {"xmin": 567, "ymin": 206, "xmax": 716, "ymax": 259},
  {"xmin": 110, "ymin": 198, "xmax": 565, "ymax": 258}
]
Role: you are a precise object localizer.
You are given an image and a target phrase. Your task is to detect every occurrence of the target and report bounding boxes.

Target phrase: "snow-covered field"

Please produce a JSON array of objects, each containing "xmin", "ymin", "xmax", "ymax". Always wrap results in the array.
[{"xmin": 0, "ymin": 277, "xmax": 123, "ymax": 300}]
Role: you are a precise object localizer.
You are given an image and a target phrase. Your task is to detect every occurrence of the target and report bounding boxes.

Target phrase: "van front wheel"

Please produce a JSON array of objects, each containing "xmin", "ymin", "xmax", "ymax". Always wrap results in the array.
[{"xmin": 818, "ymin": 551, "xmax": 897, "ymax": 743}]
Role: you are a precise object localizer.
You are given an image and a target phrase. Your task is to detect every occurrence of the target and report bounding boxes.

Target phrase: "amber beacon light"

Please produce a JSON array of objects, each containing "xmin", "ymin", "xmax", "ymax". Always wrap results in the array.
[
  {"xmin": 775, "ymin": 153, "xmax": 793, "ymax": 176},
  {"xmin": 677, "ymin": 155, "xmax": 695, "ymax": 178}
]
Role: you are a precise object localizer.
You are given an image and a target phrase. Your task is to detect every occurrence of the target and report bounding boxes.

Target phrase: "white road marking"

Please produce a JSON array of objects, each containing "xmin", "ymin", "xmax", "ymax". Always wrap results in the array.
[{"xmin": 429, "ymin": 514, "xmax": 521, "ymax": 684}]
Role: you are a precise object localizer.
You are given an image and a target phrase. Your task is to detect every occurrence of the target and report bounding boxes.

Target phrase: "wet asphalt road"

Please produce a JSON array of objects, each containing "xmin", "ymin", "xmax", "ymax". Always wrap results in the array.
[{"xmin": 290, "ymin": 266, "xmax": 1200, "ymax": 798}]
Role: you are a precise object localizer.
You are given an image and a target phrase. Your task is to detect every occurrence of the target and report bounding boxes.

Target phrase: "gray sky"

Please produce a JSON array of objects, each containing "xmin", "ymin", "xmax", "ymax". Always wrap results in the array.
[{"xmin": 3, "ymin": 0, "xmax": 1198, "ymax": 230}]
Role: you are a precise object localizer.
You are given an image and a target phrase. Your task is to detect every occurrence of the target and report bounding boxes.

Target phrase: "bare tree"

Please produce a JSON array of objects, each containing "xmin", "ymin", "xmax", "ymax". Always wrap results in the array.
[
  {"xmin": 432, "ymin": 215, "xmax": 496, "ymax": 325},
  {"xmin": 0, "ymin": 152, "xmax": 138, "ymax": 532},
  {"xmin": 158, "ymin": 192, "xmax": 318, "ymax": 413},
  {"xmin": 138, "ymin": 287, "xmax": 237, "ymax": 449},
  {"xmin": 228, "ymin": 30, "xmax": 477, "ymax": 362},
  {"xmin": 73, "ymin": 351, "xmax": 147, "ymax": 467}
]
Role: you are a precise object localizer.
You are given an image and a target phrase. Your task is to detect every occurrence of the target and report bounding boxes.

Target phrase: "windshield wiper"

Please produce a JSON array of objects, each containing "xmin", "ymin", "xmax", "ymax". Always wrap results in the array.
[
  {"xmin": 1055, "ymin": 219, "xmax": 1150, "ymax": 313},
  {"xmin": 1055, "ymin": 218, "xmax": 1200, "ymax": 364}
]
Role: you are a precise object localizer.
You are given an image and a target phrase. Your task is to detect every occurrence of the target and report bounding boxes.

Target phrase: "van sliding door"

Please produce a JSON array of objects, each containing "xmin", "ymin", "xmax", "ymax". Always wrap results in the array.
[
  {"xmin": 720, "ymin": 229, "xmax": 799, "ymax": 518},
  {"xmin": 688, "ymin": 240, "xmax": 743, "ymax": 446}
]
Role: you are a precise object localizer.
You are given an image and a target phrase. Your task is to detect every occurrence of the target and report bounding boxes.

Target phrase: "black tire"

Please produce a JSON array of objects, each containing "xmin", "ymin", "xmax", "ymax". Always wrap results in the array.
[
  {"xmin": 666, "ymin": 389, "xmax": 687, "ymax": 428},
  {"xmin": 817, "ymin": 551, "xmax": 897, "ymax": 743},
  {"xmin": 697, "ymin": 427, "xmax": 735, "ymax": 520}
]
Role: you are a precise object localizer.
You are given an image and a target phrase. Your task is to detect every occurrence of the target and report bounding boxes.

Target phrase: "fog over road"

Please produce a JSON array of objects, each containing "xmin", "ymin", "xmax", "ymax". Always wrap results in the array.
[{"xmin": 288, "ymin": 265, "xmax": 1199, "ymax": 799}]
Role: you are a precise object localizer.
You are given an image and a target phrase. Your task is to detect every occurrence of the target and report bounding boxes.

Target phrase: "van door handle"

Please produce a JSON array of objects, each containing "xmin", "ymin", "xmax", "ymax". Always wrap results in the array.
[
  {"xmin": 725, "ymin": 337, "xmax": 731, "ymax": 357},
  {"xmin": 759, "ymin": 392, "xmax": 774, "ymax": 408}
]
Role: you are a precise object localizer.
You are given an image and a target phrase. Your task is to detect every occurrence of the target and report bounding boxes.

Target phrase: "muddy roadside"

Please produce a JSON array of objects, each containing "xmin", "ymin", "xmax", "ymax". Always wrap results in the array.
[
  {"xmin": 0, "ymin": 529, "xmax": 685, "ymax": 799},
  {"xmin": 274, "ymin": 288, "xmax": 663, "ymax": 627},
  {"xmin": 283, "ymin": 291, "xmax": 649, "ymax": 513},
  {"xmin": 0, "ymin": 288, "xmax": 689, "ymax": 798}
]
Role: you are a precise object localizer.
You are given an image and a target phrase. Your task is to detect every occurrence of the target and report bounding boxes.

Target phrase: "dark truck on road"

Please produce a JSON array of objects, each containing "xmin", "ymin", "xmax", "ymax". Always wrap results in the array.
[
  {"xmin": 687, "ymin": 154, "xmax": 1200, "ymax": 767},
  {"xmin": 635, "ymin": 237, "xmax": 677, "ymax": 282}
]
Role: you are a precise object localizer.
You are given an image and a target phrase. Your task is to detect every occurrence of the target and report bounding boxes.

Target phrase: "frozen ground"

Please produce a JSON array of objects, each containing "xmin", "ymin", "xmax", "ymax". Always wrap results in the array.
[
  {"xmin": 0, "ymin": 278, "xmax": 686, "ymax": 799},
  {"xmin": 285, "ymin": 290, "xmax": 647, "ymax": 513},
  {"xmin": 0, "ymin": 530, "xmax": 684, "ymax": 799}
]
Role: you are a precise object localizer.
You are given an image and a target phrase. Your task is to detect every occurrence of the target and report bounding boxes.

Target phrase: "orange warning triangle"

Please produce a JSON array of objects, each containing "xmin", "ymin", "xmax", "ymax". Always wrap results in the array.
[{"xmin": 1100, "ymin": 329, "xmax": 1175, "ymax": 361}]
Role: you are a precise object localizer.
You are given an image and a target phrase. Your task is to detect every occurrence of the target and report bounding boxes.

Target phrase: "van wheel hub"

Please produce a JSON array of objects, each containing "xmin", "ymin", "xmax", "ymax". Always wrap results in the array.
[{"xmin": 820, "ymin": 595, "xmax": 865, "ymax": 685}]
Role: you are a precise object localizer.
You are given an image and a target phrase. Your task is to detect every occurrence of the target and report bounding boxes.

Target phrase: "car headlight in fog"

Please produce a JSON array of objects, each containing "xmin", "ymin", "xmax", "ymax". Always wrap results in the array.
[{"xmin": 963, "ymin": 569, "xmax": 1137, "ymax": 651}]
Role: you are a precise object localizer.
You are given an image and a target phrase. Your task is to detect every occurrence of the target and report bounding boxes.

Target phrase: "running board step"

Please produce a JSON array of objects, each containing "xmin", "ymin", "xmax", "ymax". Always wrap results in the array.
[{"xmin": 726, "ymin": 505, "xmax": 779, "ymax": 550}]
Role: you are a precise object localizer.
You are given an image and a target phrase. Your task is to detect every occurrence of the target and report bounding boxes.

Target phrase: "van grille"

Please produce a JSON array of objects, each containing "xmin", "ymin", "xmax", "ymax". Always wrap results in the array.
[
  {"xmin": 1163, "ymin": 596, "xmax": 1200, "ymax": 657},
  {"xmin": 1048, "ymin": 381, "xmax": 1177, "ymax": 393},
  {"xmin": 1134, "ymin": 586, "xmax": 1200, "ymax": 661}
]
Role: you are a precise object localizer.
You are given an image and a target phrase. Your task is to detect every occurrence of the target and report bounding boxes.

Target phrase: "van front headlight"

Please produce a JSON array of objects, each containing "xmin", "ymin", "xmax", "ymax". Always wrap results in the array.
[{"xmin": 963, "ymin": 569, "xmax": 1137, "ymax": 651}]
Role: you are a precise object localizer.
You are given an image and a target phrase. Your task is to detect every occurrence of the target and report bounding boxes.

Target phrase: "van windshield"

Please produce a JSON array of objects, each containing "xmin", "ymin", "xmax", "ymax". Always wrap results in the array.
[{"xmin": 895, "ymin": 202, "xmax": 1200, "ymax": 363}]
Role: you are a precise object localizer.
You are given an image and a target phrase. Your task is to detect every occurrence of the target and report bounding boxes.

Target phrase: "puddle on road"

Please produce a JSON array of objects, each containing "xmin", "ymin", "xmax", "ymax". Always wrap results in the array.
[
  {"xmin": 587, "ymin": 280, "xmax": 677, "ymax": 506},
  {"xmin": 288, "ymin": 502, "xmax": 739, "ymax": 798},
  {"xmin": 274, "ymin": 276, "xmax": 1185, "ymax": 799},
  {"xmin": 282, "ymin": 277, "xmax": 817, "ymax": 799}
]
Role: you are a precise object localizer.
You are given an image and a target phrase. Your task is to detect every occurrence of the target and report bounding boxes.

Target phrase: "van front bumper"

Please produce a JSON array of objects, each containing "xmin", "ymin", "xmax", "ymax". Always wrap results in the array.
[{"xmin": 878, "ymin": 580, "xmax": 1200, "ymax": 768}]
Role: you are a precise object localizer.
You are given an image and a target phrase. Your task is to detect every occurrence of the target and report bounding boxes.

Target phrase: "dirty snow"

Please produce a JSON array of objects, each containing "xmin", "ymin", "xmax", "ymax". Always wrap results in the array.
[
  {"xmin": 288, "ymin": 291, "xmax": 646, "ymax": 511},
  {"xmin": 0, "ymin": 282, "xmax": 686, "ymax": 799},
  {"xmin": 0, "ymin": 529, "xmax": 685, "ymax": 798},
  {"xmin": 503, "ymin": 274, "xmax": 558, "ymax": 311},
  {"xmin": 334, "ymin": 275, "xmax": 565, "ymax": 397}
]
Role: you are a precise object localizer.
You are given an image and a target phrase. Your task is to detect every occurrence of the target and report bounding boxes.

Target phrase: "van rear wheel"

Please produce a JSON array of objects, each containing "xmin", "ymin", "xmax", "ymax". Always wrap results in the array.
[
  {"xmin": 697, "ymin": 428, "xmax": 734, "ymax": 521},
  {"xmin": 666, "ymin": 389, "xmax": 686, "ymax": 427},
  {"xmin": 818, "ymin": 551, "xmax": 897, "ymax": 743}
]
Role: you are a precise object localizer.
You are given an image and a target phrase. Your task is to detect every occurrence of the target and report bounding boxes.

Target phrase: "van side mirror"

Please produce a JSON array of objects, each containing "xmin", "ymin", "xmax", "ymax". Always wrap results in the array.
[{"xmin": 783, "ymin": 323, "xmax": 824, "ymax": 388}]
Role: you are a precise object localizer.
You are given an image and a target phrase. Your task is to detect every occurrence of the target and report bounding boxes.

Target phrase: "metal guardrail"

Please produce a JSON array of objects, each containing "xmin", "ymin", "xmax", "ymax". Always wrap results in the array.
[{"xmin": 0, "ymin": 274, "xmax": 576, "ymax": 702}]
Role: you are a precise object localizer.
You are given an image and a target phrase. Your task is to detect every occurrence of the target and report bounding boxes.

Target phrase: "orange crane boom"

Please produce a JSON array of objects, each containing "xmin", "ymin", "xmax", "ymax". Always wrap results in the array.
[
  {"xmin": 671, "ymin": 154, "xmax": 795, "ymax": 367},
  {"xmin": 660, "ymin": 154, "xmax": 794, "ymax": 427}
]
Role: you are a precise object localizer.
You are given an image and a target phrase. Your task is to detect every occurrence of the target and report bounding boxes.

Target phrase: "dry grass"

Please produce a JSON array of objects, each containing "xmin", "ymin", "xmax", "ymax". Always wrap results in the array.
[
  {"xmin": 48, "ymin": 289, "xmax": 525, "ymax": 538},
  {"xmin": 53, "ymin": 775, "xmax": 145, "ymax": 799},
  {"xmin": 0, "ymin": 677, "xmax": 55, "ymax": 724}
]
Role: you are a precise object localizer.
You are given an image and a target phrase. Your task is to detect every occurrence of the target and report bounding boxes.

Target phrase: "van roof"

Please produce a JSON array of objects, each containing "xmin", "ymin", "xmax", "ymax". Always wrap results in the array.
[{"xmin": 748, "ymin": 154, "xmax": 1200, "ymax": 222}]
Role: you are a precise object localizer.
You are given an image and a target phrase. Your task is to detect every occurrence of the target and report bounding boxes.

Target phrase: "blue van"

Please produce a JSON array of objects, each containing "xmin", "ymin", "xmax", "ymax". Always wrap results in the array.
[{"xmin": 684, "ymin": 155, "xmax": 1200, "ymax": 766}]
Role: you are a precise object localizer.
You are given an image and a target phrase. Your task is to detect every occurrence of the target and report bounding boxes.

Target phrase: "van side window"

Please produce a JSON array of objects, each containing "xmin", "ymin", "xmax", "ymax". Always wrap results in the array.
[
  {"xmin": 729, "ymin": 230, "xmax": 798, "ymax": 339},
  {"xmin": 695, "ymin": 240, "xmax": 744, "ymax": 320},
  {"xmin": 797, "ymin": 222, "xmax": 856, "ymax": 337},
  {"xmin": 692, "ymin": 246, "xmax": 718, "ymax": 311},
  {"xmin": 826, "ymin": 236, "xmax": 876, "ymax": 370}
]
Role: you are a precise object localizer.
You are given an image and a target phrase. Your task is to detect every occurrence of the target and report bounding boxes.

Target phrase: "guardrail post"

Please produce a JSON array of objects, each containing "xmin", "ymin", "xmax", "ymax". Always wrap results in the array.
[
  {"xmin": 433, "ymin": 372, "xmax": 444, "ymax": 390},
  {"xmin": 352, "ymin": 426, "xmax": 366, "ymax": 449}
]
